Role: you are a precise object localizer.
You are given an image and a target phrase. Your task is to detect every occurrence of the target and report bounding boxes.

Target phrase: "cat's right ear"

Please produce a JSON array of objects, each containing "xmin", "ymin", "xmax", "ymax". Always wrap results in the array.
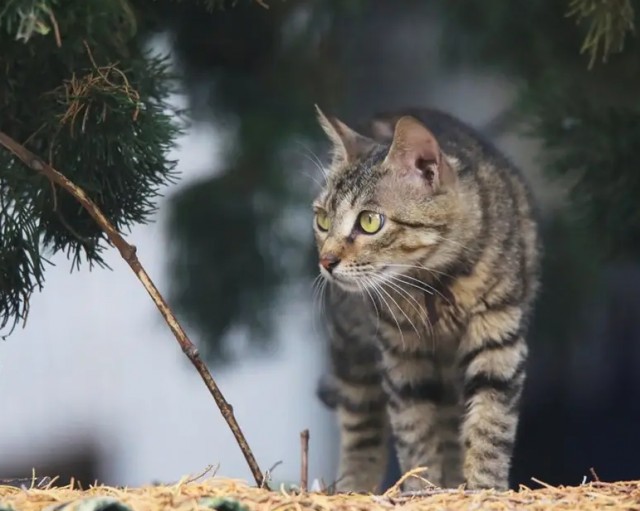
[
  {"xmin": 384, "ymin": 115, "xmax": 456, "ymax": 192},
  {"xmin": 315, "ymin": 105, "xmax": 377, "ymax": 166}
]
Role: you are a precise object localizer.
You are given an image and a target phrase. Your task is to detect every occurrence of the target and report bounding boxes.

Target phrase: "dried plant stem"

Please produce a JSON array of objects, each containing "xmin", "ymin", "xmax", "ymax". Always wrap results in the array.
[
  {"xmin": 300, "ymin": 429, "xmax": 309, "ymax": 492},
  {"xmin": 0, "ymin": 131, "xmax": 268, "ymax": 490}
]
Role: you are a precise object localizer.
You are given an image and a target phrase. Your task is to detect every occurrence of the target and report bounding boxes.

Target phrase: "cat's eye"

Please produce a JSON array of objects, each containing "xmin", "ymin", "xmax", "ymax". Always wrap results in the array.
[
  {"xmin": 315, "ymin": 210, "xmax": 331, "ymax": 231},
  {"xmin": 358, "ymin": 211, "xmax": 384, "ymax": 234}
]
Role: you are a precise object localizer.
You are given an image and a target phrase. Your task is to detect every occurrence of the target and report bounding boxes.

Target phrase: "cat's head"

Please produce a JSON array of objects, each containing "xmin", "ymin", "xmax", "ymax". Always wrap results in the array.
[{"xmin": 312, "ymin": 106, "xmax": 463, "ymax": 292}]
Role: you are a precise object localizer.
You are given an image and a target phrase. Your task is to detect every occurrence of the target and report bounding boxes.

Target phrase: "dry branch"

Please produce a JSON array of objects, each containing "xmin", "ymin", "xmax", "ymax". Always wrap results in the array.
[
  {"xmin": 300, "ymin": 429, "xmax": 309, "ymax": 492},
  {"xmin": 0, "ymin": 131, "xmax": 268, "ymax": 490}
]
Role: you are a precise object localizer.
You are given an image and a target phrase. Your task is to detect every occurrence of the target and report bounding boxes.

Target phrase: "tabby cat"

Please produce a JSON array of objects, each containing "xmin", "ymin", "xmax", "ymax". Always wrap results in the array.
[{"xmin": 312, "ymin": 105, "xmax": 541, "ymax": 493}]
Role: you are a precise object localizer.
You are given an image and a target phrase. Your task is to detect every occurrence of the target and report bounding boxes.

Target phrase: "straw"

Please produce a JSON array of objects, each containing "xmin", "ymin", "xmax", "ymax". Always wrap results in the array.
[{"xmin": 2, "ymin": 475, "xmax": 639, "ymax": 511}]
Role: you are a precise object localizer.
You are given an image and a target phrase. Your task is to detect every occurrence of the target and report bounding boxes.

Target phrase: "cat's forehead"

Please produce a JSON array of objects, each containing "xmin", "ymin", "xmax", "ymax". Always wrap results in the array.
[{"xmin": 321, "ymin": 147, "xmax": 388, "ymax": 210}]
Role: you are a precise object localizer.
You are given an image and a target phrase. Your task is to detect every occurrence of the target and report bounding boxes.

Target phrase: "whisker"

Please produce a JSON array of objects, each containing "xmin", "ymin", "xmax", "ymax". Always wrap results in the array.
[
  {"xmin": 369, "ymin": 275, "xmax": 416, "ymax": 346},
  {"xmin": 294, "ymin": 142, "xmax": 330, "ymax": 184},
  {"xmin": 311, "ymin": 274, "xmax": 324, "ymax": 305},
  {"xmin": 360, "ymin": 270, "xmax": 423, "ymax": 315},
  {"xmin": 386, "ymin": 271, "xmax": 454, "ymax": 308},
  {"xmin": 364, "ymin": 275, "xmax": 405, "ymax": 349},
  {"xmin": 386, "ymin": 271, "xmax": 439, "ymax": 297},
  {"xmin": 379, "ymin": 274, "xmax": 437, "ymax": 341},
  {"xmin": 378, "ymin": 275, "xmax": 434, "ymax": 339},
  {"xmin": 319, "ymin": 278, "xmax": 328, "ymax": 323},
  {"xmin": 359, "ymin": 277, "xmax": 381, "ymax": 335},
  {"xmin": 302, "ymin": 169, "xmax": 325, "ymax": 189},
  {"xmin": 301, "ymin": 144, "xmax": 328, "ymax": 177},
  {"xmin": 385, "ymin": 271, "xmax": 436, "ymax": 296},
  {"xmin": 311, "ymin": 274, "xmax": 326, "ymax": 335},
  {"xmin": 375, "ymin": 277, "xmax": 426, "ymax": 340}
]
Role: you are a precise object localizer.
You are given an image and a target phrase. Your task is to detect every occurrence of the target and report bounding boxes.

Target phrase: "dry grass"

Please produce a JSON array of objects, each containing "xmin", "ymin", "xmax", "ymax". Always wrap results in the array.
[{"xmin": 2, "ymin": 476, "xmax": 640, "ymax": 511}]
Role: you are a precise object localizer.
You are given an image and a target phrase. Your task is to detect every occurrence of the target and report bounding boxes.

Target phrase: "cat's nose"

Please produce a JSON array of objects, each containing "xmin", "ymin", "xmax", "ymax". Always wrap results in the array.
[{"xmin": 320, "ymin": 254, "xmax": 341, "ymax": 274}]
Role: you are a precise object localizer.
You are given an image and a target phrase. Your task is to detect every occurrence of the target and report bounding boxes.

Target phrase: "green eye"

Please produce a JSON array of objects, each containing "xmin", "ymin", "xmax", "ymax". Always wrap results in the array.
[
  {"xmin": 316, "ymin": 210, "xmax": 331, "ymax": 231},
  {"xmin": 358, "ymin": 211, "xmax": 384, "ymax": 234}
]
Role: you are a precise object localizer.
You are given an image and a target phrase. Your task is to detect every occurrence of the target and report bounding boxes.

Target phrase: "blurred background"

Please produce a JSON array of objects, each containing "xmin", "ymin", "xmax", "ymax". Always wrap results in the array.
[{"xmin": 2, "ymin": 0, "xmax": 640, "ymax": 491}]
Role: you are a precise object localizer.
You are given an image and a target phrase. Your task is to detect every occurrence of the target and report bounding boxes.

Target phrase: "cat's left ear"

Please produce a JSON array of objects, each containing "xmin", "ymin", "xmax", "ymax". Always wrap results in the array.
[
  {"xmin": 383, "ymin": 116, "xmax": 456, "ymax": 192},
  {"xmin": 315, "ymin": 105, "xmax": 377, "ymax": 166}
]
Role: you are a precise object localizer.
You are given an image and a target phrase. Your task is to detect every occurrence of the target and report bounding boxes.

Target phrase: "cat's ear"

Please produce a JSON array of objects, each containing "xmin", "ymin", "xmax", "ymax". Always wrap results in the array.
[
  {"xmin": 315, "ymin": 105, "xmax": 377, "ymax": 165},
  {"xmin": 383, "ymin": 116, "xmax": 456, "ymax": 191}
]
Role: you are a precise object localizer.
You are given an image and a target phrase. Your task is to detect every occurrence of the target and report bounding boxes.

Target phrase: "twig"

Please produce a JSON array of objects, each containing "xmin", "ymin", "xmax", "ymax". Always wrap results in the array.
[
  {"xmin": 182, "ymin": 463, "xmax": 216, "ymax": 485},
  {"xmin": 268, "ymin": 460, "xmax": 283, "ymax": 474},
  {"xmin": 0, "ymin": 131, "xmax": 269, "ymax": 490},
  {"xmin": 383, "ymin": 466, "xmax": 434, "ymax": 497},
  {"xmin": 324, "ymin": 475, "xmax": 346, "ymax": 496},
  {"xmin": 300, "ymin": 429, "xmax": 309, "ymax": 493},
  {"xmin": 399, "ymin": 488, "xmax": 482, "ymax": 498},
  {"xmin": 0, "ymin": 476, "xmax": 52, "ymax": 490},
  {"xmin": 531, "ymin": 477, "xmax": 556, "ymax": 489},
  {"xmin": 261, "ymin": 460, "xmax": 282, "ymax": 489}
]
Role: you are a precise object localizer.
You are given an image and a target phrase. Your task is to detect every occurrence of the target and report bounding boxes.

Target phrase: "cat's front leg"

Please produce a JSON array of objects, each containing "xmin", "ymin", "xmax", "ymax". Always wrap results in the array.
[
  {"xmin": 458, "ymin": 307, "xmax": 528, "ymax": 490},
  {"xmin": 382, "ymin": 347, "xmax": 444, "ymax": 490},
  {"xmin": 334, "ymin": 392, "xmax": 389, "ymax": 493},
  {"xmin": 324, "ymin": 313, "xmax": 389, "ymax": 494}
]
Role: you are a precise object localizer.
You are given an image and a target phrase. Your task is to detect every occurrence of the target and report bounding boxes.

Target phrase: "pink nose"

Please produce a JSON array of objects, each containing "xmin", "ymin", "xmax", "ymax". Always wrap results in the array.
[{"xmin": 319, "ymin": 254, "xmax": 341, "ymax": 273}]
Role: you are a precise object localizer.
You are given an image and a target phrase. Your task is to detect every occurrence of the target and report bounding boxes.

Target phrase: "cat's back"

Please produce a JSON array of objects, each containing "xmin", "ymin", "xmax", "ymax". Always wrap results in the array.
[{"xmin": 366, "ymin": 107, "xmax": 522, "ymax": 181}]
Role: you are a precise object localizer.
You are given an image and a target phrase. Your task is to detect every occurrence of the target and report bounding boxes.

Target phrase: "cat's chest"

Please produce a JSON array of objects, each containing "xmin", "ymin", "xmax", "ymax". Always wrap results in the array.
[{"xmin": 376, "ymin": 284, "xmax": 467, "ymax": 348}]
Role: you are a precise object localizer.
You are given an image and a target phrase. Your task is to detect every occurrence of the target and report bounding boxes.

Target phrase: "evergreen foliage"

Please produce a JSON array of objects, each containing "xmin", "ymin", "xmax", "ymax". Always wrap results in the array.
[
  {"xmin": 0, "ymin": 0, "xmax": 182, "ymax": 335},
  {"xmin": 567, "ymin": 0, "xmax": 635, "ymax": 67}
]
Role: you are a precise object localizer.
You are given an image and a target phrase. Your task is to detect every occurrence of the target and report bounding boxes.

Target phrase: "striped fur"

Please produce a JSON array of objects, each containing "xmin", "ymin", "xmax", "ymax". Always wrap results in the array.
[{"xmin": 312, "ymin": 106, "xmax": 541, "ymax": 493}]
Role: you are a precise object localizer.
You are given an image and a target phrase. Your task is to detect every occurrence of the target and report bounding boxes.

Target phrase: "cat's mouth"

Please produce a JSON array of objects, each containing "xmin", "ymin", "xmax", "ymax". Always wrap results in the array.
[
  {"xmin": 325, "ymin": 264, "xmax": 419, "ymax": 294},
  {"xmin": 320, "ymin": 271, "xmax": 364, "ymax": 293}
]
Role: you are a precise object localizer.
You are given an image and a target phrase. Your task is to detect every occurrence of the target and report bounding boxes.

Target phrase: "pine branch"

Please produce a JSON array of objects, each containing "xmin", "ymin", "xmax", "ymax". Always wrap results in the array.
[
  {"xmin": 0, "ymin": 130, "xmax": 269, "ymax": 491},
  {"xmin": 0, "ymin": 172, "xmax": 45, "ymax": 337},
  {"xmin": 567, "ymin": 0, "xmax": 636, "ymax": 67}
]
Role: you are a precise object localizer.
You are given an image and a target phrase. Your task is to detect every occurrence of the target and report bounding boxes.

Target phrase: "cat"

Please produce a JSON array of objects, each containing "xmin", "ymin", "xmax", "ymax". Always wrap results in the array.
[{"xmin": 312, "ymin": 105, "xmax": 541, "ymax": 493}]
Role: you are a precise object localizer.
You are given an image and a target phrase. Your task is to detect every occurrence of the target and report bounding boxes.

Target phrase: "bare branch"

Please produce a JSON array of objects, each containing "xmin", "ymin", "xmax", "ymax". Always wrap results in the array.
[{"xmin": 0, "ymin": 130, "xmax": 269, "ymax": 490}]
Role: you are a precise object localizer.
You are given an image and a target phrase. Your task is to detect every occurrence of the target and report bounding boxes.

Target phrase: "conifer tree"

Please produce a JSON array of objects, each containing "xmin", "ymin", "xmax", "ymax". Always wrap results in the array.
[
  {"xmin": 0, "ymin": 0, "xmax": 184, "ymax": 337},
  {"xmin": 0, "ymin": 0, "xmax": 347, "ymax": 358}
]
